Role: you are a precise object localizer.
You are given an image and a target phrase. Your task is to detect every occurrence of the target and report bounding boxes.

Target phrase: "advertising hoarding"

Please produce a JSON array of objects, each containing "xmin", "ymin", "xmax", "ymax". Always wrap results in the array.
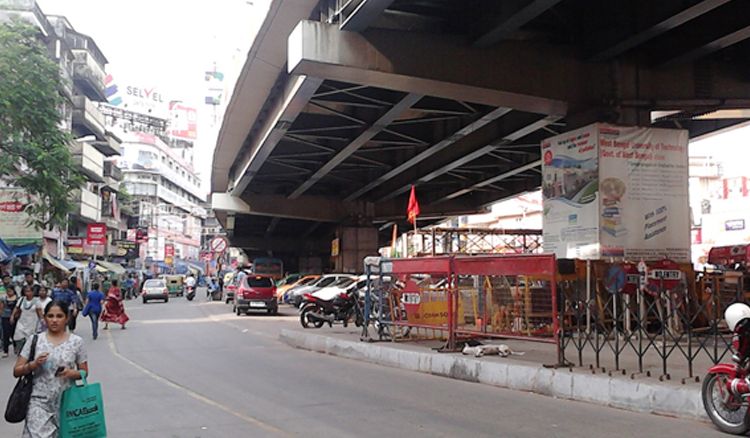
[
  {"xmin": 542, "ymin": 123, "xmax": 690, "ymax": 262},
  {"xmin": 0, "ymin": 189, "xmax": 43, "ymax": 245}
]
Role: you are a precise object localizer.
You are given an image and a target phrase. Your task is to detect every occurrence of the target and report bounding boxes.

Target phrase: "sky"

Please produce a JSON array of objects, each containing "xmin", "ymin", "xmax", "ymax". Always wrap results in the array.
[{"xmin": 37, "ymin": 0, "xmax": 271, "ymax": 196}]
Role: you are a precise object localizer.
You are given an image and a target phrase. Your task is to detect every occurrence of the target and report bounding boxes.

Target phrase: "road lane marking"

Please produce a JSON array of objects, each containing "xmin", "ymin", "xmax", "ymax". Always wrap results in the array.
[{"xmin": 105, "ymin": 331, "xmax": 290, "ymax": 436}]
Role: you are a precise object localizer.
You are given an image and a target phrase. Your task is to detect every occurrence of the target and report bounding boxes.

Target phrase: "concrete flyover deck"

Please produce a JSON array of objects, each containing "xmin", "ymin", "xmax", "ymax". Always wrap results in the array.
[{"xmin": 210, "ymin": 0, "xmax": 750, "ymax": 267}]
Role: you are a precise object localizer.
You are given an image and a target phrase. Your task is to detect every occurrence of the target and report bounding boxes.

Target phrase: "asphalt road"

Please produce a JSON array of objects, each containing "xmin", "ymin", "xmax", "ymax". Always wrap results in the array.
[{"xmin": 0, "ymin": 293, "xmax": 728, "ymax": 437}]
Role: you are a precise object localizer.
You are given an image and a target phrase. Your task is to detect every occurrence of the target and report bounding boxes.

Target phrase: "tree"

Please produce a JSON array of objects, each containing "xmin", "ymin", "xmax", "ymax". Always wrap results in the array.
[{"xmin": 0, "ymin": 19, "xmax": 82, "ymax": 230}]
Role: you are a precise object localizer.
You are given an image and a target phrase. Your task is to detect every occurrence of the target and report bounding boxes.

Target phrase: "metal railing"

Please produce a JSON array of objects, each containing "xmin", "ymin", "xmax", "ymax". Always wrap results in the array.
[{"xmin": 559, "ymin": 261, "xmax": 740, "ymax": 381}]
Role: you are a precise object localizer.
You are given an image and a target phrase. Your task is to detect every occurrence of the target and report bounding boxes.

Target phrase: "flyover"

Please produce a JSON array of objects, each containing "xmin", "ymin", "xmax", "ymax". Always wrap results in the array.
[{"xmin": 211, "ymin": 0, "xmax": 750, "ymax": 271}]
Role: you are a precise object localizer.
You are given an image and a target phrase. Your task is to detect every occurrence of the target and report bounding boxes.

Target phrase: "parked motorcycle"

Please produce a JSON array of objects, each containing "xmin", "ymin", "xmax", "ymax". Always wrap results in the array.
[
  {"xmin": 186, "ymin": 285, "xmax": 196, "ymax": 301},
  {"xmin": 299, "ymin": 290, "xmax": 363, "ymax": 329},
  {"xmin": 702, "ymin": 303, "xmax": 750, "ymax": 434}
]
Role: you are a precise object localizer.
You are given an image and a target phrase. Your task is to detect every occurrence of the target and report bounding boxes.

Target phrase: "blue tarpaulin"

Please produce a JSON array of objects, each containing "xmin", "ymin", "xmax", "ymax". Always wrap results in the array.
[
  {"xmin": 10, "ymin": 244, "xmax": 39, "ymax": 257},
  {"xmin": 0, "ymin": 239, "xmax": 12, "ymax": 263}
]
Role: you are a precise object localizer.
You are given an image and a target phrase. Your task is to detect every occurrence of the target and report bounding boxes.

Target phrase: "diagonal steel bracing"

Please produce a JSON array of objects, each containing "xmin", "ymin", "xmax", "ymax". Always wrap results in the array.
[
  {"xmin": 344, "ymin": 106, "xmax": 513, "ymax": 201},
  {"xmin": 289, "ymin": 93, "xmax": 422, "ymax": 199},
  {"xmin": 380, "ymin": 115, "xmax": 560, "ymax": 202}
]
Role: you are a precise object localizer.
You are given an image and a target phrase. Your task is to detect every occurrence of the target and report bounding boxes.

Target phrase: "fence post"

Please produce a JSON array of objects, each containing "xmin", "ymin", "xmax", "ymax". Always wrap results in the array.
[{"xmin": 551, "ymin": 255, "xmax": 563, "ymax": 365}]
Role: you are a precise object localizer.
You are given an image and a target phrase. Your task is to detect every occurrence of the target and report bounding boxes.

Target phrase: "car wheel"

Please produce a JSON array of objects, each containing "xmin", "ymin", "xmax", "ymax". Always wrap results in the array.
[
  {"xmin": 267, "ymin": 308, "xmax": 277, "ymax": 315},
  {"xmin": 165, "ymin": 298, "xmax": 169, "ymax": 303}
]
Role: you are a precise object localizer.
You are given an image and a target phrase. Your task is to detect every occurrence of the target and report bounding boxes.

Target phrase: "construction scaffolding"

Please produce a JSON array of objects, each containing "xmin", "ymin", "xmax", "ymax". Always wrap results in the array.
[{"xmin": 409, "ymin": 228, "xmax": 543, "ymax": 256}]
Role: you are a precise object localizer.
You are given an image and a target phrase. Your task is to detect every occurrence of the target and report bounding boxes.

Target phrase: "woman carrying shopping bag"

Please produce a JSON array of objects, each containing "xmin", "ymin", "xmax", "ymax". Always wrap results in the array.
[
  {"xmin": 12, "ymin": 300, "xmax": 88, "ymax": 437},
  {"xmin": 11, "ymin": 286, "xmax": 39, "ymax": 354}
]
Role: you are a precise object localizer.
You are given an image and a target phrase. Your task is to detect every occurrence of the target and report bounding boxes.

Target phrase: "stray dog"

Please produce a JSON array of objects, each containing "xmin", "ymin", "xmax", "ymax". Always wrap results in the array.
[{"xmin": 461, "ymin": 343, "xmax": 525, "ymax": 358}]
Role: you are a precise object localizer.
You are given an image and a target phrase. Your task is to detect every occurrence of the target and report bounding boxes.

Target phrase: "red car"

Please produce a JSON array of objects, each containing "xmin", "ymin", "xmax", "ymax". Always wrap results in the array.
[{"xmin": 233, "ymin": 275, "xmax": 278, "ymax": 315}]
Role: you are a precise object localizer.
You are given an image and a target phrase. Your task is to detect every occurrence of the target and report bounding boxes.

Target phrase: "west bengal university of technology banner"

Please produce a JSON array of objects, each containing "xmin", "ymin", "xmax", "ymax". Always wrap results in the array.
[{"xmin": 542, "ymin": 123, "xmax": 690, "ymax": 262}]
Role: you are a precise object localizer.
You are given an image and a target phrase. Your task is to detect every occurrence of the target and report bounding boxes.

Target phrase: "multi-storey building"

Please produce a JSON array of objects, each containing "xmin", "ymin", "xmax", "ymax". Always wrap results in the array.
[
  {"xmin": 0, "ymin": 1, "xmax": 123, "ymax": 259},
  {"xmin": 100, "ymin": 105, "xmax": 206, "ymax": 267}
]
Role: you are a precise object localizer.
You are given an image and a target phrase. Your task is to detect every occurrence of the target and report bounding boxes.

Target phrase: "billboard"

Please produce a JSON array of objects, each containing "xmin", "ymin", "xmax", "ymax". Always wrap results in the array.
[
  {"xmin": 169, "ymin": 102, "xmax": 198, "ymax": 140},
  {"xmin": 542, "ymin": 123, "xmax": 690, "ymax": 262},
  {"xmin": 0, "ymin": 189, "xmax": 42, "ymax": 244}
]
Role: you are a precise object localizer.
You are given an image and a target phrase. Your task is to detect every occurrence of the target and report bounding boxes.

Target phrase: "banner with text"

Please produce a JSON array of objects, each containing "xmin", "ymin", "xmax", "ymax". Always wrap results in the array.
[
  {"xmin": 542, "ymin": 123, "xmax": 690, "ymax": 262},
  {"xmin": 598, "ymin": 125, "xmax": 690, "ymax": 261},
  {"xmin": 541, "ymin": 124, "xmax": 600, "ymax": 259}
]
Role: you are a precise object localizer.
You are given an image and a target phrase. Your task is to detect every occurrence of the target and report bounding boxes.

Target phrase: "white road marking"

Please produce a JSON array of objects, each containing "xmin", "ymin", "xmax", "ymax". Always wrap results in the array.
[{"xmin": 105, "ymin": 331, "xmax": 290, "ymax": 436}]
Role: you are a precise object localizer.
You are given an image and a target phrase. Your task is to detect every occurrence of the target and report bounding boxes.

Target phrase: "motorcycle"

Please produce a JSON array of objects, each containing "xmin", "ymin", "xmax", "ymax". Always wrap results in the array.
[
  {"xmin": 703, "ymin": 302, "xmax": 750, "ymax": 434},
  {"xmin": 299, "ymin": 290, "xmax": 363, "ymax": 329},
  {"xmin": 186, "ymin": 285, "xmax": 195, "ymax": 301}
]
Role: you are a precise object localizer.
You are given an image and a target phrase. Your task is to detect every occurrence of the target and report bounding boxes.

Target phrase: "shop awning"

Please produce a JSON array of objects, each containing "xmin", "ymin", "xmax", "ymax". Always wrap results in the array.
[
  {"xmin": 43, "ymin": 254, "xmax": 70, "ymax": 272},
  {"xmin": 96, "ymin": 261, "xmax": 126, "ymax": 275},
  {"xmin": 59, "ymin": 259, "xmax": 86, "ymax": 271},
  {"xmin": 11, "ymin": 244, "xmax": 39, "ymax": 257},
  {"xmin": 0, "ymin": 238, "xmax": 12, "ymax": 263}
]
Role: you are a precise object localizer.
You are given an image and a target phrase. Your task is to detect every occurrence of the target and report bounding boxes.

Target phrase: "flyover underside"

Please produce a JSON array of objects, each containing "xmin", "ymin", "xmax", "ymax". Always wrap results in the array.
[{"xmin": 214, "ymin": 0, "xmax": 750, "ymax": 257}]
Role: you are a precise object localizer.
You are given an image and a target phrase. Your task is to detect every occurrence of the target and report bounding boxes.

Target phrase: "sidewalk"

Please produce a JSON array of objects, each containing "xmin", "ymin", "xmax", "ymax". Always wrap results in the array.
[{"xmin": 279, "ymin": 326, "xmax": 708, "ymax": 421}]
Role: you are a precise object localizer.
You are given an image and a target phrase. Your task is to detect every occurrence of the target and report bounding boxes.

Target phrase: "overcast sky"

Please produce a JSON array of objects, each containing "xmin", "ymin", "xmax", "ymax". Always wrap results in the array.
[{"xmin": 37, "ymin": 0, "xmax": 270, "ymax": 194}]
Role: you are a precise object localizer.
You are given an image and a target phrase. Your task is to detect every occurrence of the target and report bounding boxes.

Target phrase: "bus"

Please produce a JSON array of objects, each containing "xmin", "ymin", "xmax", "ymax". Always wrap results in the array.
[{"xmin": 251, "ymin": 257, "xmax": 284, "ymax": 280}]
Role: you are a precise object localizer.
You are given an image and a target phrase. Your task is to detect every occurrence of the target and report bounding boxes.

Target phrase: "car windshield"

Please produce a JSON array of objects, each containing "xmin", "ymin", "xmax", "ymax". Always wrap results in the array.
[
  {"xmin": 333, "ymin": 278, "xmax": 355, "ymax": 287},
  {"xmin": 245, "ymin": 277, "xmax": 273, "ymax": 288},
  {"xmin": 298, "ymin": 277, "xmax": 317, "ymax": 286},
  {"xmin": 316, "ymin": 277, "xmax": 337, "ymax": 287},
  {"xmin": 145, "ymin": 280, "xmax": 165, "ymax": 288}
]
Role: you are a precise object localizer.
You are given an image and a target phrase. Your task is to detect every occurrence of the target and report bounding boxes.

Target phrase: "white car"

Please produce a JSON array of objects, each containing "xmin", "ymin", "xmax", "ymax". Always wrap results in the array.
[
  {"xmin": 142, "ymin": 279, "xmax": 169, "ymax": 303},
  {"xmin": 310, "ymin": 276, "xmax": 359, "ymax": 301},
  {"xmin": 289, "ymin": 274, "xmax": 353, "ymax": 307}
]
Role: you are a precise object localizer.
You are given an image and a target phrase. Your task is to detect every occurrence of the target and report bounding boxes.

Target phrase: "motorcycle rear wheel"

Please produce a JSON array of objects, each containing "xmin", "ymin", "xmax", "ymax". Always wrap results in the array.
[
  {"xmin": 300, "ymin": 305, "xmax": 325, "ymax": 329},
  {"xmin": 702, "ymin": 372, "xmax": 750, "ymax": 435}
]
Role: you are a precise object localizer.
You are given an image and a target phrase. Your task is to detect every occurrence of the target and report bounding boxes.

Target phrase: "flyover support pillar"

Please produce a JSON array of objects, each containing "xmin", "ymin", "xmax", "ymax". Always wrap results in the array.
[{"xmin": 332, "ymin": 226, "xmax": 379, "ymax": 274}]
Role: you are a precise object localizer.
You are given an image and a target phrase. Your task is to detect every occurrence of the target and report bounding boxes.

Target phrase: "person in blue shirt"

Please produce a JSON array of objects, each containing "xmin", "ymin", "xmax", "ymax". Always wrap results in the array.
[
  {"xmin": 83, "ymin": 283, "xmax": 105, "ymax": 340},
  {"xmin": 51, "ymin": 279, "xmax": 80, "ymax": 326}
]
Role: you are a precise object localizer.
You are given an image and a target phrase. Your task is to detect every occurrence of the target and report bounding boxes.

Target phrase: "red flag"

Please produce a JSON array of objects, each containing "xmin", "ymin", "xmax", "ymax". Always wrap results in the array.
[{"xmin": 407, "ymin": 185, "xmax": 420, "ymax": 224}]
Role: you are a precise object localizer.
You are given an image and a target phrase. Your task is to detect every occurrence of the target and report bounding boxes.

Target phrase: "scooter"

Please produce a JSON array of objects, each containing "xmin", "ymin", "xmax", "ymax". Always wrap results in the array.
[
  {"xmin": 299, "ymin": 290, "xmax": 363, "ymax": 329},
  {"xmin": 702, "ymin": 303, "xmax": 750, "ymax": 434},
  {"xmin": 186, "ymin": 285, "xmax": 195, "ymax": 301}
]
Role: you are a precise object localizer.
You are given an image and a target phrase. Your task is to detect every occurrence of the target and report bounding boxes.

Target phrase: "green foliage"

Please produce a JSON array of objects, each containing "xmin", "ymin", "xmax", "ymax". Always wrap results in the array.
[{"xmin": 0, "ymin": 19, "xmax": 82, "ymax": 230}]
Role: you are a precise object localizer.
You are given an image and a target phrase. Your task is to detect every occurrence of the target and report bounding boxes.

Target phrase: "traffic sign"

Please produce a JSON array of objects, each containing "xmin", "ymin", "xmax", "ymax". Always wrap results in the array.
[{"xmin": 210, "ymin": 237, "xmax": 228, "ymax": 254}]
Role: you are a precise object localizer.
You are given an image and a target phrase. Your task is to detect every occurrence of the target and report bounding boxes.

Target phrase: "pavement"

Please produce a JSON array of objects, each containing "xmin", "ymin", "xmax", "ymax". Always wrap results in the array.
[{"xmin": 0, "ymin": 295, "xmax": 727, "ymax": 437}]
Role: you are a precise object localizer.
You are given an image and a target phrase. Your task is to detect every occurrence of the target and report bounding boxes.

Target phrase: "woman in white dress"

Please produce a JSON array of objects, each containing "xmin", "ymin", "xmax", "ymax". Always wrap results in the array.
[
  {"xmin": 12, "ymin": 285, "xmax": 39, "ymax": 353},
  {"xmin": 13, "ymin": 300, "xmax": 88, "ymax": 437}
]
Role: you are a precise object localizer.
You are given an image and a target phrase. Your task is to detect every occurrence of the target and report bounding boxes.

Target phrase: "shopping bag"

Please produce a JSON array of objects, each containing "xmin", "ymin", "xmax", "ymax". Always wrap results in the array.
[{"xmin": 59, "ymin": 371, "xmax": 107, "ymax": 438}]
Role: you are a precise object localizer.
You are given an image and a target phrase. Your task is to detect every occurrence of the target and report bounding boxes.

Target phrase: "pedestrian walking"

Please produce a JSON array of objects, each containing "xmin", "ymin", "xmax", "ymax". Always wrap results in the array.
[
  {"xmin": 36, "ymin": 286, "xmax": 52, "ymax": 333},
  {"xmin": 12, "ymin": 285, "xmax": 39, "ymax": 354},
  {"xmin": 82, "ymin": 283, "xmax": 104, "ymax": 340},
  {"xmin": 51, "ymin": 279, "xmax": 80, "ymax": 333},
  {"xmin": 0, "ymin": 273, "xmax": 15, "ymax": 296},
  {"xmin": 67, "ymin": 276, "xmax": 83, "ymax": 332},
  {"xmin": 22, "ymin": 273, "xmax": 40, "ymax": 297},
  {"xmin": 12, "ymin": 300, "xmax": 89, "ymax": 438},
  {"xmin": 101, "ymin": 280, "xmax": 129, "ymax": 330},
  {"xmin": 1, "ymin": 286, "xmax": 19, "ymax": 357}
]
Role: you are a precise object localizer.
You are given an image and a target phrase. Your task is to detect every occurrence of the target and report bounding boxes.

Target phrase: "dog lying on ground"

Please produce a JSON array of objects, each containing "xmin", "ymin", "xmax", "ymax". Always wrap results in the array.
[{"xmin": 461, "ymin": 343, "xmax": 525, "ymax": 358}]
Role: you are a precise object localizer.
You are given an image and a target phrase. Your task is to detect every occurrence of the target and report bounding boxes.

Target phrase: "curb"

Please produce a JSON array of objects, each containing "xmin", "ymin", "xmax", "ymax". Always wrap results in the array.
[{"xmin": 279, "ymin": 329, "xmax": 707, "ymax": 421}]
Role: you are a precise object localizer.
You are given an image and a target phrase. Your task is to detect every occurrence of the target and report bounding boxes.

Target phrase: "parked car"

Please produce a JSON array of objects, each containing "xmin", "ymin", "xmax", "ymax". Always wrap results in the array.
[
  {"xmin": 288, "ymin": 274, "xmax": 354, "ymax": 307},
  {"xmin": 142, "ymin": 279, "xmax": 169, "ymax": 304},
  {"xmin": 233, "ymin": 275, "xmax": 278, "ymax": 315},
  {"xmin": 309, "ymin": 276, "xmax": 358, "ymax": 301},
  {"xmin": 277, "ymin": 274, "xmax": 319, "ymax": 303}
]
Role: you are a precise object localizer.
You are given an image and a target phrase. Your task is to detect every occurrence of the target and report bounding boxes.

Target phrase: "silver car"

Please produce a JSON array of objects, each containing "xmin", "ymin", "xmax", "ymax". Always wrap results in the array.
[{"xmin": 142, "ymin": 279, "xmax": 169, "ymax": 304}]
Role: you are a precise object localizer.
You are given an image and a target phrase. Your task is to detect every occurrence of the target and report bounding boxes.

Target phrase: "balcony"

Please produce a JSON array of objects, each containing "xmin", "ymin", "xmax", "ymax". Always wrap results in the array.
[
  {"xmin": 71, "ymin": 50, "xmax": 106, "ymax": 101},
  {"xmin": 103, "ymin": 161, "xmax": 122, "ymax": 190},
  {"xmin": 0, "ymin": 0, "xmax": 55, "ymax": 40},
  {"xmin": 71, "ymin": 141, "xmax": 104, "ymax": 183},
  {"xmin": 71, "ymin": 95, "xmax": 106, "ymax": 139},
  {"xmin": 71, "ymin": 187, "xmax": 101, "ymax": 223},
  {"xmin": 91, "ymin": 131, "xmax": 121, "ymax": 157}
]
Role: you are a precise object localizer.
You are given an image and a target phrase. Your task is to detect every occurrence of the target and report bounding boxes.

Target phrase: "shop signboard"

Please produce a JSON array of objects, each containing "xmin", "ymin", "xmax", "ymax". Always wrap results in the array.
[
  {"xmin": 0, "ymin": 189, "xmax": 43, "ymax": 245},
  {"xmin": 113, "ymin": 240, "xmax": 138, "ymax": 259},
  {"xmin": 542, "ymin": 123, "xmax": 690, "ymax": 262},
  {"xmin": 86, "ymin": 223, "xmax": 107, "ymax": 246},
  {"xmin": 67, "ymin": 237, "xmax": 84, "ymax": 255}
]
